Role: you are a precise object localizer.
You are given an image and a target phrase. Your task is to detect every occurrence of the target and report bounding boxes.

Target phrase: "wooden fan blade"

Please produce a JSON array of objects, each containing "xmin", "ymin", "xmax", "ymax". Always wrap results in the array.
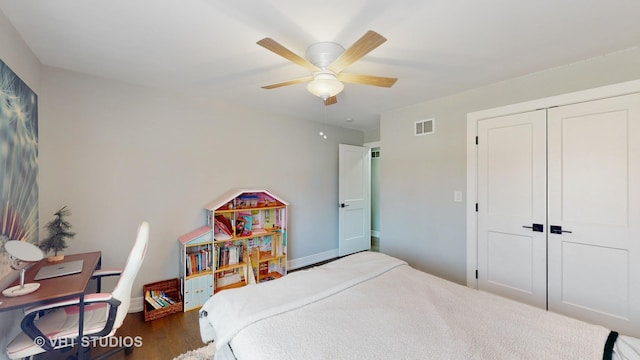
[
  {"xmin": 328, "ymin": 31, "xmax": 387, "ymax": 73},
  {"xmin": 337, "ymin": 73, "xmax": 397, "ymax": 87},
  {"xmin": 261, "ymin": 76, "xmax": 313, "ymax": 89},
  {"xmin": 324, "ymin": 96, "xmax": 338, "ymax": 105},
  {"xmin": 257, "ymin": 38, "xmax": 319, "ymax": 72}
]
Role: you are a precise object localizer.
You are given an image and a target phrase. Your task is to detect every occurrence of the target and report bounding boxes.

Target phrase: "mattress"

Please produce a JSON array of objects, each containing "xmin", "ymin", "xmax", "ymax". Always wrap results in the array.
[{"xmin": 199, "ymin": 251, "xmax": 640, "ymax": 359}]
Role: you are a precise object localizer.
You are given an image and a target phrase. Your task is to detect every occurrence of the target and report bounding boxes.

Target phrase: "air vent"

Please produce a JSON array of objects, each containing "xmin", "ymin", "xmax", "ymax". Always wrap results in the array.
[{"xmin": 414, "ymin": 118, "xmax": 435, "ymax": 136}]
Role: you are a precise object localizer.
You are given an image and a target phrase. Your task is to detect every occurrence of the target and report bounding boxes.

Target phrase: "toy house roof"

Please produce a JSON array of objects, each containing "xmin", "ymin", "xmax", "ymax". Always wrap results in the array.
[
  {"xmin": 177, "ymin": 225, "xmax": 212, "ymax": 245},
  {"xmin": 203, "ymin": 188, "xmax": 289, "ymax": 211}
]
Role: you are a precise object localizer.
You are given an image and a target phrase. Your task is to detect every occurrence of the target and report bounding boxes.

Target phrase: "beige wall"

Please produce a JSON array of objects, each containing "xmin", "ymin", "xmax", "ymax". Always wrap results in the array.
[
  {"xmin": 380, "ymin": 46, "xmax": 640, "ymax": 284},
  {"xmin": 38, "ymin": 66, "xmax": 363, "ymax": 300},
  {"xmin": 364, "ymin": 127, "xmax": 380, "ymax": 143}
]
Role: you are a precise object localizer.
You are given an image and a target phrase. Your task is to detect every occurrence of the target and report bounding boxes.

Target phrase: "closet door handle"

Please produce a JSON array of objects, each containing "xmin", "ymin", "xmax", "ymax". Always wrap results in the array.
[
  {"xmin": 522, "ymin": 224, "xmax": 544, "ymax": 232},
  {"xmin": 340, "ymin": 203, "xmax": 349, "ymax": 208},
  {"xmin": 550, "ymin": 225, "xmax": 572, "ymax": 234}
]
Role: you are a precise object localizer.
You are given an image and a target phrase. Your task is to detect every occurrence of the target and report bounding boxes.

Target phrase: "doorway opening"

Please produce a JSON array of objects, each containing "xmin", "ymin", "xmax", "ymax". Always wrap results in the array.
[{"xmin": 365, "ymin": 142, "xmax": 381, "ymax": 252}]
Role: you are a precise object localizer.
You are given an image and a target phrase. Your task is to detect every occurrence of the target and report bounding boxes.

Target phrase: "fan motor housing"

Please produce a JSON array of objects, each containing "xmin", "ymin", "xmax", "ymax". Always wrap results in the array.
[{"xmin": 305, "ymin": 42, "xmax": 345, "ymax": 69}]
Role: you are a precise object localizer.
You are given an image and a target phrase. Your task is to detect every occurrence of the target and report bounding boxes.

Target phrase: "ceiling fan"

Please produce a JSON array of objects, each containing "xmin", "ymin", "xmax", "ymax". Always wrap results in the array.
[{"xmin": 257, "ymin": 30, "xmax": 397, "ymax": 105}]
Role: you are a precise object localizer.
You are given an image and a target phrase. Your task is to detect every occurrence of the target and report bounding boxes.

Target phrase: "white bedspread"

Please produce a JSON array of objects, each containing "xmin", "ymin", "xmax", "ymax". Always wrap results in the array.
[{"xmin": 200, "ymin": 251, "xmax": 626, "ymax": 359}]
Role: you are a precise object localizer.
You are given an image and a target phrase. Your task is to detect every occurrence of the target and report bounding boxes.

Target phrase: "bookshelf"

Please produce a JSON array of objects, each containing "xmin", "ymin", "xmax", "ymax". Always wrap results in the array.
[
  {"xmin": 178, "ymin": 226, "xmax": 214, "ymax": 311},
  {"xmin": 204, "ymin": 189, "xmax": 288, "ymax": 293}
]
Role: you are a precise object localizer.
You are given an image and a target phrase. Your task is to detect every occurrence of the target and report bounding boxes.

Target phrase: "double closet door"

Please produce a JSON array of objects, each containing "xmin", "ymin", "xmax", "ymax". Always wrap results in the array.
[{"xmin": 477, "ymin": 93, "xmax": 640, "ymax": 337}]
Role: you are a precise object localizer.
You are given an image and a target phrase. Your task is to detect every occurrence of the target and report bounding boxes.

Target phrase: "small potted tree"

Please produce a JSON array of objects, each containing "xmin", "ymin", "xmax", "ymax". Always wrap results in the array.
[{"xmin": 40, "ymin": 206, "xmax": 76, "ymax": 262}]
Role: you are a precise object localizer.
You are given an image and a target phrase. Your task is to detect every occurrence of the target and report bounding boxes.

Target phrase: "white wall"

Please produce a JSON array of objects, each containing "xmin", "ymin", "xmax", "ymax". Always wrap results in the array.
[
  {"xmin": 0, "ymin": 8, "xmax": 41, "ymax": 355},
  {"xmin": 39, "ymin": 66, "xmax": 363, "ymax": 300},
  {"xmin": 380, "ymin": 46, "xmax": 640, "ymax": 285},
  {"xmin": 364, "ymin": 127, "xmax": 380, "ymax": 143}
]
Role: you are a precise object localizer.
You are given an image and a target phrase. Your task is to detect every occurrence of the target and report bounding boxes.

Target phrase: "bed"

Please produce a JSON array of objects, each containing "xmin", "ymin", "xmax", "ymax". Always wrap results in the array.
[{"xmin": 199, "ymin": 251, "xmax": 640, "ymax": 359}]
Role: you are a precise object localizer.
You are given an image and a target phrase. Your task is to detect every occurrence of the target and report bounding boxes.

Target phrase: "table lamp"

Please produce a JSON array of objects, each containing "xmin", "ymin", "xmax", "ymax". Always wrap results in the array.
[{"xmin": 2, "ymin": 240, "xmax": 43, "ymax": 297}]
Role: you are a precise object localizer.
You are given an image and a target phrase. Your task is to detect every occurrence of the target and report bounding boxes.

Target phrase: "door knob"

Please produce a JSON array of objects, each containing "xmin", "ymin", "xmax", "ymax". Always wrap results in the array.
[
  {"xmin": 340, "ymin": 203, "xmax": 349, "ymax": 208},
  {"xmin": 550, "ymin": 225, "xmax": 572, "ymax": 234},
  {"xmin": 522, "ymin": 223, "xmax": 544, "ymax": 232}
]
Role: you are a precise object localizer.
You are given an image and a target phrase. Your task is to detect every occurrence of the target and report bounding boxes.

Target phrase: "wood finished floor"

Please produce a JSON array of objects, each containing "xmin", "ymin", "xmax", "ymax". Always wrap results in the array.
[{"xmin": 34, "ymin": 310, "xmax": 202, "ymax": 360}]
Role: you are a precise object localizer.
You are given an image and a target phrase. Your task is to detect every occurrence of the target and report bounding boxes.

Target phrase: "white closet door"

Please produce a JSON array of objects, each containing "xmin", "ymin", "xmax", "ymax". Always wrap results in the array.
[
  {"xmin": 548, "ymin": 93, "xmax": 640, "ymax": 337},
  {"xmin": 477, "ymin": 110, "xmax": 547, "ymax": 308}
]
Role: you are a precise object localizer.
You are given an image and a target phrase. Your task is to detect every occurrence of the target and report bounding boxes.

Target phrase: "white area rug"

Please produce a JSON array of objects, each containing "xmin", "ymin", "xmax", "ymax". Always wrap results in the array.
[{"xmin": 172, "ymin": 342, "xmax": 215, "ymax": 360}]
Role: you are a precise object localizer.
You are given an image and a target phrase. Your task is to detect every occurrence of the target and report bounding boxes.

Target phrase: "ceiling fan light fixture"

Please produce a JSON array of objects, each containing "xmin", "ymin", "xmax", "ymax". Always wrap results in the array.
[{"xmin": 307, "ymin": 71, "xmax": 344, "ymax": 99}]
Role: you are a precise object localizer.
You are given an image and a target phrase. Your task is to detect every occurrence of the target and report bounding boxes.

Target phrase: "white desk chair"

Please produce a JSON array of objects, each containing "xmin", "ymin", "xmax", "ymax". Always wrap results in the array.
[{"xmin": 6, "ymin": 221, "xmax": 149, "ymax": 360}]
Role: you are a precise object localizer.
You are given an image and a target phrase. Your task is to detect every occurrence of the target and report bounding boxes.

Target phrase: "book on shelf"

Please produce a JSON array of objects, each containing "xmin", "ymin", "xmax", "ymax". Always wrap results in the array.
[
  {"xmin": 145, "ymin": 289, "xmax": 178, "ymax": 309},
  {"xmin": 145, "ymin": 294, "xmax": 162, "ymax": 309},
  {"xmin": 214, "ymin": 217, "xmax": 233, "ymax": 240},
  {"xmin": 229, "ymin": 246, "xmax": 238, "ymax": 265},
  {"xmin": 186, "ymin": 247, "xmax": 212, "ymax": 276},
  {"xmin": 214, "ymin": 215, "xmax": 233, "ymax": 235},
  {"xmin": 216, "ymin": 243, "xmax": 243, "ymax": 268},
  {"xmin": 160, "ymin": 290, "xmax": 176, "ymax": 304},
  {"xmin": 155, "ymin": 295, "xmax": 169, "ymax": 307},
  {"xmin": 216, "ymin": 271, "xmax": 243, "ymax": 287}
]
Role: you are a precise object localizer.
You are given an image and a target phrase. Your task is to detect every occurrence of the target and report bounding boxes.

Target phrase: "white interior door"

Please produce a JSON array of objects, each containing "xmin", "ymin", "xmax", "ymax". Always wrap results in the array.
[
  {"xmin": 548, "ymin": 93, "xmax": 640, "ymax": 337},
  {"xmin": 338, "ymin": 144, "xmax": 371, "ymax": 256},
  {"xmin": 477, "ymin": 110, "xmax": 547, "ymax": 309}
]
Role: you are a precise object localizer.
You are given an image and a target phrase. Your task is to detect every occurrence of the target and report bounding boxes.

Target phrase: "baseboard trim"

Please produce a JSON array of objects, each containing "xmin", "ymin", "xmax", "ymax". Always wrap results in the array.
[
  {"xmin": 371, "ymin": 230, "xmax": 380, "ymax": 238},
  {"xmin": 288, "ymin": 249, "xmax": 339, "ymax": 270},
  {"xmin": 129, "ymin": 296, "xmax": 144, "ymax": 313},
  {"xmin": 126, "ymin": 249, "xmax": 340, "ymax": 311}
]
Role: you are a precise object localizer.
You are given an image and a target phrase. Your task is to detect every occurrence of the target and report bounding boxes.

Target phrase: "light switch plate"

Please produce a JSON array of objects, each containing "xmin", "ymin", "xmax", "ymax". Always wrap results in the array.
[{"xmin": 454, "ymin": 191, "xmax": 462, "ymax": 202}]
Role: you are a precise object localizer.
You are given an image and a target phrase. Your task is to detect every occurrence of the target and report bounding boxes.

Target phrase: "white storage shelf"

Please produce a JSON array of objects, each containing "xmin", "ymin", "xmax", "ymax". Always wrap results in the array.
[
  {"xmin": 204, "ymin": 189, "xmax": 289, "ymax": 293},
  {"xmin": 178, "ymin": 226, "xmax": 214, "ymax": 311}
]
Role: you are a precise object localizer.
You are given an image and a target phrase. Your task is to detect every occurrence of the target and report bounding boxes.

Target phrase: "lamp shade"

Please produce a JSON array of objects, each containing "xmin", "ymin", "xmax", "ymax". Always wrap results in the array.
[
  {"xmin": 5, "ymin": 240, "xmax": 43, "ymax": 262},
  {"xmin": 307, "ymin": 72, "xmax": 344, "ymax": 99}
]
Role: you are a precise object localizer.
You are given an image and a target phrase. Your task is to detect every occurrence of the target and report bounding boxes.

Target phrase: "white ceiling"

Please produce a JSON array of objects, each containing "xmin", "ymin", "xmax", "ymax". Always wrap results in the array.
[{"xmin": 1, "ymin": 0, "xmax": 639, "ymax": 132}]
